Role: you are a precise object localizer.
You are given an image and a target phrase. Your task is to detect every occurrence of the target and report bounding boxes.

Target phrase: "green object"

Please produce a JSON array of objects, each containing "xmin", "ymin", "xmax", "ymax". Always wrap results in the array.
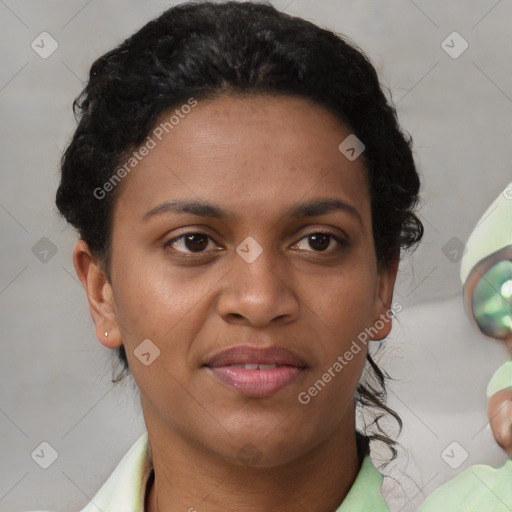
[
  {"xmin": 460, "ymin": 181, "xmax": 512, "ymax": 285},
  {"xmin": 335, "ymin": 452, "xmax": 391, "ymax": 511},
  {"xmin": 487, "ymin": 360, "xmax": 512, "ymax": 398},
  {"xmin": 418, "ymin": 459, "xmax": 512, "ymax": 511},
  {"xmin": 473, "ymin": 260, "xmax": 512, "ymax": 339},
  {"xmin": 418, "ymin": 361, "xmax": 512, "ymax": 511}
]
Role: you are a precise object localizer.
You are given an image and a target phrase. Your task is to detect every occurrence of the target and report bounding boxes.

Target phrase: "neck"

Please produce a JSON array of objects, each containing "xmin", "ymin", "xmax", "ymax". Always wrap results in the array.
[{"xmin": 144, "ymin": 409, "xmax": 362, "ymax": 512}]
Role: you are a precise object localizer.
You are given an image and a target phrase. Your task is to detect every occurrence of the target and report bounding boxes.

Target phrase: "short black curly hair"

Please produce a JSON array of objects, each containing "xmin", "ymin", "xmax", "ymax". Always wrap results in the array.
[{"xmin": 56, "ymin": 0, "xmax": 423, "ymax": 466}]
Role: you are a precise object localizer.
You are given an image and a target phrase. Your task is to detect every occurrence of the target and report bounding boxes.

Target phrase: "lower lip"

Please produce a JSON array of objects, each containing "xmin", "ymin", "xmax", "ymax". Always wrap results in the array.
[{"xmin": 206, "ymin": 366, "xmax": 305, "ymax": 397}]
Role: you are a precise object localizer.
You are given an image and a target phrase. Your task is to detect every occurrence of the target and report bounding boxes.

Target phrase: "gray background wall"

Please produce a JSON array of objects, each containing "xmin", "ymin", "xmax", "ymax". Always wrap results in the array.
[{"xmin": 1, "ymin": 0, "xmax": 511, "ymax": 511}]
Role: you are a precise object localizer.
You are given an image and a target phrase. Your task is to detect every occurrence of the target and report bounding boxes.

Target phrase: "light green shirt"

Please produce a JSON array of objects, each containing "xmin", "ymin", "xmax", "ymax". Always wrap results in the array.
[
  {"xmin": 72, "ymin": 431, "xmax": 391, "ymax": 512},
  {"xmin": 486, "ymin": 360, "xmax": 512, "ymax": 398},
  {"xmin": 419, "ymin": 360, "xmax": 512, "ymax": 511},
  {"xmin": 418, "ymin": 459, "xmax": 512, "ymax": 512}
]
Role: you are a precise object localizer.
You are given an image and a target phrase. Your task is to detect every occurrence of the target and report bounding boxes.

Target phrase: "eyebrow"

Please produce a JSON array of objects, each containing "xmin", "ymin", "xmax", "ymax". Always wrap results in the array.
[{"xmin": 142, "ymin": 197, "xmax": 363, "ymax": 225}]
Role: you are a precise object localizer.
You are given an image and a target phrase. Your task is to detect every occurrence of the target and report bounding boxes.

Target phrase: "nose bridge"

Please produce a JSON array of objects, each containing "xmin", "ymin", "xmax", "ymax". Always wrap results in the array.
[
  {"xmin": 237, "ymin": 240, "xmax": 282, "ymax": 291},
  {"xmin": 217, "ymin": 237, "xmax": 298, "ymax": 325}
]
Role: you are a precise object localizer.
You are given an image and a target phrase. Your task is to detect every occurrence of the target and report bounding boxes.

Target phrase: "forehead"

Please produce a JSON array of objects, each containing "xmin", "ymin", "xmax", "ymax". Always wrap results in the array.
[{"xmin": 113, "ymin": 94, "xmax": 371, "ymax": 228}]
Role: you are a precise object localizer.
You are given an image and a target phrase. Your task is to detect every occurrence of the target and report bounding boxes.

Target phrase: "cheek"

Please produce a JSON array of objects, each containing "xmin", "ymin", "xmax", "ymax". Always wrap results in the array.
[
  {"xmin": 110, "ymin": 251, "xmax": 224, "ymax": 385},
  {"xmin": 307, "ymin": 263, "xmax": 377, "ymax": 337},
  {"xmin": 302, "ymin": 264, "xmax": 376, "ymax": 400},
  {"xmin": 111, "ymin": 247, "xmax": 206, "ymax": 330}
]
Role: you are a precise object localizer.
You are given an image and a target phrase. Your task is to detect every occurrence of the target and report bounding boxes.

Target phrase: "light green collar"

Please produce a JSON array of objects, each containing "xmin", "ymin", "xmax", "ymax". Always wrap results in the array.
[
  {"xmin": 79, "ymin": 432, "xmax": 152, "ymax": 512},
  {"xmin": 335, "ymin": 453, "xmax": 390, "ymax": 511},
  {"xmin": 79, "ymin": 431, "xmax": 389, "ymax": 512}
]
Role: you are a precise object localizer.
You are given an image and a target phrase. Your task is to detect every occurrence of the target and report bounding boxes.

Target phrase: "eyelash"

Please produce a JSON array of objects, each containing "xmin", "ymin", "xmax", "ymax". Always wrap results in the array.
[{"xmin": 164, "ymin": 230, "xmax": 348, "ymax": 257}]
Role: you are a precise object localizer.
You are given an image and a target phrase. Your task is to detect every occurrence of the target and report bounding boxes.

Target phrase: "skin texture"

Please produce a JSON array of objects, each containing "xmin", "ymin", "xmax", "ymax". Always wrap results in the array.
[
  {"xmin": 489, "ymin": 339, "xmax": 512, "ymax": 458},
  {"xmin": 73, "ymin": 94, "xmax": 399, "ymax": 512},
  {"xmin": 488, "ymin": 387, "xmax": 512, "ymax": 457}
]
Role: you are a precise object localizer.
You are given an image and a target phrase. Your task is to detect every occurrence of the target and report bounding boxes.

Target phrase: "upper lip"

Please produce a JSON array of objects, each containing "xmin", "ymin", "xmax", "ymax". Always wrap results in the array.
[{"xmin": 204, "ymin": 345, "xmax": 308, "ymax": 368}]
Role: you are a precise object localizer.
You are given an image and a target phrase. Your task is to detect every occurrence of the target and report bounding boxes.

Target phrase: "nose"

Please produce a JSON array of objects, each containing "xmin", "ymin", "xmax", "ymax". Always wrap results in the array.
[{"xmin": 216, "ymin": 246, "xmax": 300, "ymax": 327}]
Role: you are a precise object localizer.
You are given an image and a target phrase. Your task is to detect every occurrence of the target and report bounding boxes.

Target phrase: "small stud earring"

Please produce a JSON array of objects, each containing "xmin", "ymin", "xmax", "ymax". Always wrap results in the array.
[{"xmin": 104, "ymin": 331, "xmax": 109, "ymax": 337}]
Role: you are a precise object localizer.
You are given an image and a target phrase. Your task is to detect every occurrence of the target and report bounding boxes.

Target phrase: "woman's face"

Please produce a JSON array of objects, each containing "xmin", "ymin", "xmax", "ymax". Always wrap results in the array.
[{"xmin": 75, "ymin": 94, "xmax": 398, "ymax": 467}]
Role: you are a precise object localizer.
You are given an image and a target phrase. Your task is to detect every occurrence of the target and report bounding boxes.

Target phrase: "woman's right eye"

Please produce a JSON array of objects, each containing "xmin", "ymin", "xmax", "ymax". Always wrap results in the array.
[{"xmin": 164, "ymin": 232, "xmax": 218, "ymax": 254}]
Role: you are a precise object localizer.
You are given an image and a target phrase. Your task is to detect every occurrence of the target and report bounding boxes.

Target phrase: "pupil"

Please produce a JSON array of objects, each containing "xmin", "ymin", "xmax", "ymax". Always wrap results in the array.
[
  {"xmin": 310, "ymin": 234, "xmax": 329, "ymax": 251},
  {"xmin": 185, "ymin": 234, "xmax": 207, "ymax": 252}
]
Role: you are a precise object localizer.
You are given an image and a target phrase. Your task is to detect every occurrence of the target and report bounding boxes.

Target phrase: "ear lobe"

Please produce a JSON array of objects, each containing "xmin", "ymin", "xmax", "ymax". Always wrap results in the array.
[{"xmin": 72, "ymin": 240, "xmax": 123, "ymax": 349}]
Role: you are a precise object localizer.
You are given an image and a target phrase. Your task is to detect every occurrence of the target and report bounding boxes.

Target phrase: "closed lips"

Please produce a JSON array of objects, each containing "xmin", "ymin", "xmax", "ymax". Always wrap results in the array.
[
  {"xmin": 204, "ymin": 345, "xmax": 308, "ymax": 368},
  {"xmin": 203, "ymin": 345, "xmax": 308, "ymax": 397},
  {"xmin": 224, "ymin": 363, "xmax": 291, "ymax": 369}
]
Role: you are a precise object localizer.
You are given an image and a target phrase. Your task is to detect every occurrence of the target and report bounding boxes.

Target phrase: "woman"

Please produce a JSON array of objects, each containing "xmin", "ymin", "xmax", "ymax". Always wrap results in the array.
[{"xmin": 53, "ymin": 1, "xmax": 424, "ymax": 510}]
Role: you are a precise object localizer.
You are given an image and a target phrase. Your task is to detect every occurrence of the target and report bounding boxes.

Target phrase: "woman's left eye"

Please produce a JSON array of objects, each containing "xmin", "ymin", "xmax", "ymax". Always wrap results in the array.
[
  {"xmin": 293, "ymin": 232, "xmax": 347, "ymax": 253},
  {"xmin": 164, "ymin": 231, "xmax": 347, "ymax": 256}
]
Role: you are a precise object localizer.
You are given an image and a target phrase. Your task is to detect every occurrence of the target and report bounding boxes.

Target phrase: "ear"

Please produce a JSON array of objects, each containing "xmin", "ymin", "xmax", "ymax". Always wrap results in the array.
[
  {"xmin": 72, "ymin": 240, "xmax": 123, "ymax": 349},
  {"xmin": 370, "ymin": 250, "xmax": 400, "ymax": 341}
]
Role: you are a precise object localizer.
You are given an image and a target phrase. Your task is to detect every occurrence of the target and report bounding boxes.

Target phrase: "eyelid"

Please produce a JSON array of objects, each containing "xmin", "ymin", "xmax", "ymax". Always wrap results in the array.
[
  {"xmin": 164, "ymin": 230, "xmax": 220, "ymax": 254},
  {"xmin": 291, "ymin": 230, "xmax": 348, "ymax": 252},
  {"xmin": 293, "ymin": 225, "xmax": 349, "ymax": 243},
  {"xmin": 164, "ymin": 227, "xmax": 349, "ymax": 255}
]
